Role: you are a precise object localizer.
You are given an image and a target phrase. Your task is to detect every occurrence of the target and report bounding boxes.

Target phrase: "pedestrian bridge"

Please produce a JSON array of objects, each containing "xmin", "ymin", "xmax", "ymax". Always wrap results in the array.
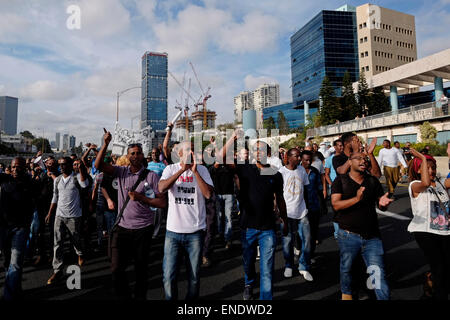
[{"xmin": 307, "ymin": 101, "xmax": 449, "ymax": 137}]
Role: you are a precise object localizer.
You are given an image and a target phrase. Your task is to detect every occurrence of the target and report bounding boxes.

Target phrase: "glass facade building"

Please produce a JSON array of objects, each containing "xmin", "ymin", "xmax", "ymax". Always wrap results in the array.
[
  {"xmin": 0, "ymin": 96, "xmax": 18, "ymax": 135},
  {"xmin": 141, "ymin": 52, "xmax": 168, "ymax": 131},
  {"xmin": 262, "ymin": 102, "xmax": 318, "ymax": 129},
  {"xmin": 290, "ymin": 9, "xmax": 359, "ymax": 108}
]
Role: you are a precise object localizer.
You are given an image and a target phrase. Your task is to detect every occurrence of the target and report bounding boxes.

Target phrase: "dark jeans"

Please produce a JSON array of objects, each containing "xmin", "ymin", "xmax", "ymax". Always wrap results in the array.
[
  {"xmin": 0, "ymin": 226, "xmax": 29, "ymax": 300},
  {"xmin": 203, "ymin": 193, "xmax": 216, "ymax": 258},
  {"xmin": 110, "ymin": 224, "xmax": 154, "ymax": 300},
  {"xmin": 37, "ymin": 204, "xmax": 54, "ymax": 259},
  {"xmin": 308, "ymin": 210, "xmax": 321, "ymax": 258},
  {"xmin": 414, "ymin": 232, "xmax": 450, "ymax": 300}
]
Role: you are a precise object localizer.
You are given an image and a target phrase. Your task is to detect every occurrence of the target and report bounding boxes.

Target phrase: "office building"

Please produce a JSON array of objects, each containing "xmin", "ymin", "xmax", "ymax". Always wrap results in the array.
[
  {"xmin": 69, "ymin": 135, "xmax": 76, "ymax": 150},
  {"xmin": 263, "ymin": 102, "xmax": 318, "ymax": 129},
  {"xmin": 356, "ymin": 4, "xmax": 417, "ymax": 78},
  {"xmin": 290, "ymin": 5, "xmax": 359, "ymax": 109},
  {"xmin": 55, "ymin": 132, "xmax": 61, "ymax": 150},
  {"xmin": 0, "ymin": 96, "xmax": 18, "ymax": 135},
  {"xmin": 62, "ymin": 134, "xmax": 69, "ymax": 152},
  {"xmin": 141, "ymin": 51, "xmax": 168, "ymax": 131}
]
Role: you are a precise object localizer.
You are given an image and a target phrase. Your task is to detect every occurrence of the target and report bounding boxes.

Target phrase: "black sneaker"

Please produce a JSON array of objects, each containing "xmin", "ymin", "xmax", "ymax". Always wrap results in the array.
[{"xmin": 243, "ymin": 285, "xmax": 253, "ymax": 300}]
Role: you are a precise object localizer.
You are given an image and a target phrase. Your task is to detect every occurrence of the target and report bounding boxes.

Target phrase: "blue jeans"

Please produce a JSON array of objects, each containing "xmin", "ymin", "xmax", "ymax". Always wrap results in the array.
[
  {"xmin": 216, "ymin": 194, "xmax": 234, "ymax": 242},
  {"xmin": 337, "ymin": 229, "xmax": 390, "ymax": 300},
  {"xmin": 26, "ymin": 210, "xmax": 40, "ymax": 258},
  {"xmin": 0, "ymin": 227, "xmax": 29, "ymax": 300},
  {"xmin": 162, "ymin": 230, "xmax": 204, "ymax": 300},
  {"xmin": 241, "ymin": 228, "xmax": 276, "ymax": 300},
  {"xmin": 281, "ymin": 217, "xmax": 311, "ymax": 271},
  {"xmin": 104, "ymin": 211, "xmax": 117, "ymax": 234}
]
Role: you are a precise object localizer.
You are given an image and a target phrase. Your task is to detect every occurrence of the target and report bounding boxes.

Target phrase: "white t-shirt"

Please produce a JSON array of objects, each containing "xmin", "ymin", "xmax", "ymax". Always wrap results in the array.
[
  {"xmin": 408, "ymin": 180, "xmax": 450, "ymax": 235},
  {"xmin": 278, "ymin": 166, "xmax": 310, "ymax": 219},
  {"xmin": 161, "ymin": 163, "xmax": 214, "ymax": 233},
  {"xmin": 378, "ymin": 147, "xmax": 407, "ymax": 168}
]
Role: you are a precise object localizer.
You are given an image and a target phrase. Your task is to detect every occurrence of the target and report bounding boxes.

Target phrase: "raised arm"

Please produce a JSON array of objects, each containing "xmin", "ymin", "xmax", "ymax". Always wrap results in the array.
[
  {"xmin": 410, "ymin": 148, "xmax": 431, "ymax": 197},
  {"xmin": 366, "ymin": 139, "xmax": 381, "ymax": 178},
  {"xmin": 94, "ymin": 129, "xmax": 115, "ymax": 176},
  {"xmin": 191, "ymin": 152, "xmax": 212, "ymax": 199},
  {"xmin": 336, "ymin": 160, "xmax": 351, "ymax": 175},
  {"xmin": 81, "ymin": 144, "xmax": 96, "ymax": 169},
  {"xmin": 163, "ymin": 122, "xmax": 173, "ymax": 160}
]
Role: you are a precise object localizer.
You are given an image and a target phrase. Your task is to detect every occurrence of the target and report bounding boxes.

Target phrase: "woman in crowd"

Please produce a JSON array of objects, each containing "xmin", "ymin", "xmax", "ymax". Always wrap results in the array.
[{"xmin": 407, "ymin": 146, "xmax": 450, "ymax": 300}]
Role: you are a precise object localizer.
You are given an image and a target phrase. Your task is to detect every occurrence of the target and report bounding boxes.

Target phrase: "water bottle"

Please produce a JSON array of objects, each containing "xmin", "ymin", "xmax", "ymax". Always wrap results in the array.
[{"xmin": 144, "ymin": 182, "xmax": 157, "ymax": 211}]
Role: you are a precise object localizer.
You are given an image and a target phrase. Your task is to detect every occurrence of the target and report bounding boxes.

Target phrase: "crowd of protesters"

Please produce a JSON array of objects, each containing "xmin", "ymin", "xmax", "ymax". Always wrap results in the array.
[{"xmin": 0, "ymin": 122, "xmax": 449, "ymax": 301}]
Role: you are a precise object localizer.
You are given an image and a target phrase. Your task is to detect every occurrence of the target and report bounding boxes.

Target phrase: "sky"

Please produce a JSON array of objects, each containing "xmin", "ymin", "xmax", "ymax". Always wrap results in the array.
[{"xmin": 0, "ymin": 0, "xmax": 449, "ymax": 145}]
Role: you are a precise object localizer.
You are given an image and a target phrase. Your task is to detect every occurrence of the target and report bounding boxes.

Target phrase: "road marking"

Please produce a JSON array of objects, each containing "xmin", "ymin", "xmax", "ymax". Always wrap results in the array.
[{"xmin": 377, "ymin": 209, "xmax": 411, "ymax": 221}]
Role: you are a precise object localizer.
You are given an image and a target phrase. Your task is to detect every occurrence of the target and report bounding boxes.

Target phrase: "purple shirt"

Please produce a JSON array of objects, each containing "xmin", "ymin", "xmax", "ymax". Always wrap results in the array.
[{"xmin": 112, "ymin": 166, "xmax": 160, "ymax": 230}]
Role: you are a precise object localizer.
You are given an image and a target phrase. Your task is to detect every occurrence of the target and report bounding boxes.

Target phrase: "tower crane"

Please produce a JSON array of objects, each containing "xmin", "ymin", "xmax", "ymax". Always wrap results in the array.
[{"xmin": 189, "ymin": 62, "xmax": 212, "ymax": 130}]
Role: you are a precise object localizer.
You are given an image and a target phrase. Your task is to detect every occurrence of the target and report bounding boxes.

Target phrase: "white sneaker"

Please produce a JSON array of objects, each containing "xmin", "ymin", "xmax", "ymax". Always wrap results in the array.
[
  {"xmin": 293, "ymin": 248, "xmax": 300, "ymax": 256},
  {"xmin": 284, "ymin": 267, "xmax": 293, "ymax": 278},
  {"xmin": 299, "ymin": 270, "xmax": 313, "ymax": 281}
]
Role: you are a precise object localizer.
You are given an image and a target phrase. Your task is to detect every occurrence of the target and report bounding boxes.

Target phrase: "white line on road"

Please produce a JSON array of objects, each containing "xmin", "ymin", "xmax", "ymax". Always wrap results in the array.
[{"xmin": 377, "ymin": 209, "xmax": 411, "ymax": 221}]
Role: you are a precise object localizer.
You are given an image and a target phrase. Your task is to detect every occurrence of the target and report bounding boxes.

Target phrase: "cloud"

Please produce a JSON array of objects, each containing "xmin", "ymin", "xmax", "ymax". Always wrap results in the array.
[
  {"xmin": 218, "ymin": 12, "xmax": 281, "ymax": 54},
  {"xmin": 20, "ymin": 80, "xmax": 75, "ymax": 101},
  {"xmin": 84, "ymin": 65, "xmax": 141, "ymax": 97},
  {"xmin": 0, "ymin": 13, "xmax": 29, "ymax": 41},
  {"xmin": 244, "ymin": 75, "xmax": 278, "ymax": 91},
  {"xmin": 77, "ymin": 0, "xmax": 131, "ymax": 39}
]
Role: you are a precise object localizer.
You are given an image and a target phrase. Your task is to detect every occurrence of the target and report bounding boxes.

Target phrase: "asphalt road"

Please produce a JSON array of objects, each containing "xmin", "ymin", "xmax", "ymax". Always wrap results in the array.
[{"xmin": 0, "ymin": 183, "xmax": 430, "ymax": 300}]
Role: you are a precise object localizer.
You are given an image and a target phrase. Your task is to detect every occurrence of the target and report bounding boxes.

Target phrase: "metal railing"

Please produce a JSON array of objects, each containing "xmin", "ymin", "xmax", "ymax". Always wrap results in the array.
[{"xmin": 307, "ymin": 101, "xmax": 450, "ymax": 137}]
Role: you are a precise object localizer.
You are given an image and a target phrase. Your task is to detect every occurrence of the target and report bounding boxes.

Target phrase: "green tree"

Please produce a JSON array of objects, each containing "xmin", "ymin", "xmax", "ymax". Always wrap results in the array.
[
  {"xmin": 341, "ymin": 71, "xmax": 359, "ymax": 121},
  {"xmin": 263, "ymin": 116, "xmax": 276, "ymax": 130},
  {"xmin": 32, "ymin": 138, "xmax": 53, "ymax": 153},
  {"xmin": 357, "ymin": 70, "xmax": 370, "ymax": 116},
  {"xmin": 319, "ymin": 76, "xmax": 340, "ymax": 125},
  {"xmin": 419, "ymin": 121, "xmax": 438, "ymax": 145},
  {"xmin": 277, "ymin": 111, "xmax": 289, "ymax": 135},
  {"xmin": 20, "ymin": 130, "xmax": 35, "ymax": 139},
  {"xmin": 367, "ymin": 86, "xmax": 390, "ymax": 115}
]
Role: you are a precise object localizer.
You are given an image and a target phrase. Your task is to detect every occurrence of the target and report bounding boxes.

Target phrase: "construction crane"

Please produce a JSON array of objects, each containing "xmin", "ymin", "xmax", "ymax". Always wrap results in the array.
[
  {"xmin": 189, "ymin": 62, "xmax": 212, "ymax": 130},
  {"xmin": 185, "ymin": 78, "xmax": 191, "ymax": 132}
]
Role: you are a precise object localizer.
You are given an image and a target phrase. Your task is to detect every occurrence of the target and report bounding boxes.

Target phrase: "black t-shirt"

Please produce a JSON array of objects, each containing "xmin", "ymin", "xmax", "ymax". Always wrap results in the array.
[
  {"xmin": 331, "ymin": 173, "xmax": 384, "ymax": 239},
  {"xmin": 0, "ymin": 173, "xmax": 40, "ymax": 228},
  {"xmin": 332, "ymin": 153, "xmax": 349, "ymax": 174},
  {"xmin": 101, "ymin": 174, "xmax": 118, "ymax": 213},
  {"xmin": 208, "ymin": 164, "xmax": 236, "ymax": 195},
  {"xmin": 38, "ymin": 171, "xmax": 60, "ymax": 208},
  {"xmin": 402, "ymin": 147, "xmax": 412, "ymax": 161},
  {"xmin": 235, "ymin": 164, "xmax": 283, "ymax": 230}
]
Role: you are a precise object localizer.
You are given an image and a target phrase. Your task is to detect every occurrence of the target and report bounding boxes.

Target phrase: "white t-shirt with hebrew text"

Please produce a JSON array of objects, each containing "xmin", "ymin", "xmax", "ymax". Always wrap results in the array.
[{"xmin": 161, "ymin": 163, "xmax": 214, "ymax": 233}]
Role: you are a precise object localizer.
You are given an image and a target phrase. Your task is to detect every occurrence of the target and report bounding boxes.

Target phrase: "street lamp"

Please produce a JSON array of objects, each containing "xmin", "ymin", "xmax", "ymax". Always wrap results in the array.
[{"xmin": 116, "ymin": 86, "xmax": 142, "ymax": 122}]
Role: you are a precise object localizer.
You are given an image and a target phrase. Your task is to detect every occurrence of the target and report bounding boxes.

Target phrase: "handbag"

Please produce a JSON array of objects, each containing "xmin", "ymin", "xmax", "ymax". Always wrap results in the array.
[{"xmin": 108, "ymin": 169, "xmax": 150, "ymax": 259}]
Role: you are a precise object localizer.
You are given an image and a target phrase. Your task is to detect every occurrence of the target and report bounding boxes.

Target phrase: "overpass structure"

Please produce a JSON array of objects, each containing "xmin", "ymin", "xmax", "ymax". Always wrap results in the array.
[
  {"xmin": 306, "ymin": 48, "xmax": 450, "ymax": 139},
  {"xmin": 352, "ymin": 48, "xmax": 450, "ymax": 113}
]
